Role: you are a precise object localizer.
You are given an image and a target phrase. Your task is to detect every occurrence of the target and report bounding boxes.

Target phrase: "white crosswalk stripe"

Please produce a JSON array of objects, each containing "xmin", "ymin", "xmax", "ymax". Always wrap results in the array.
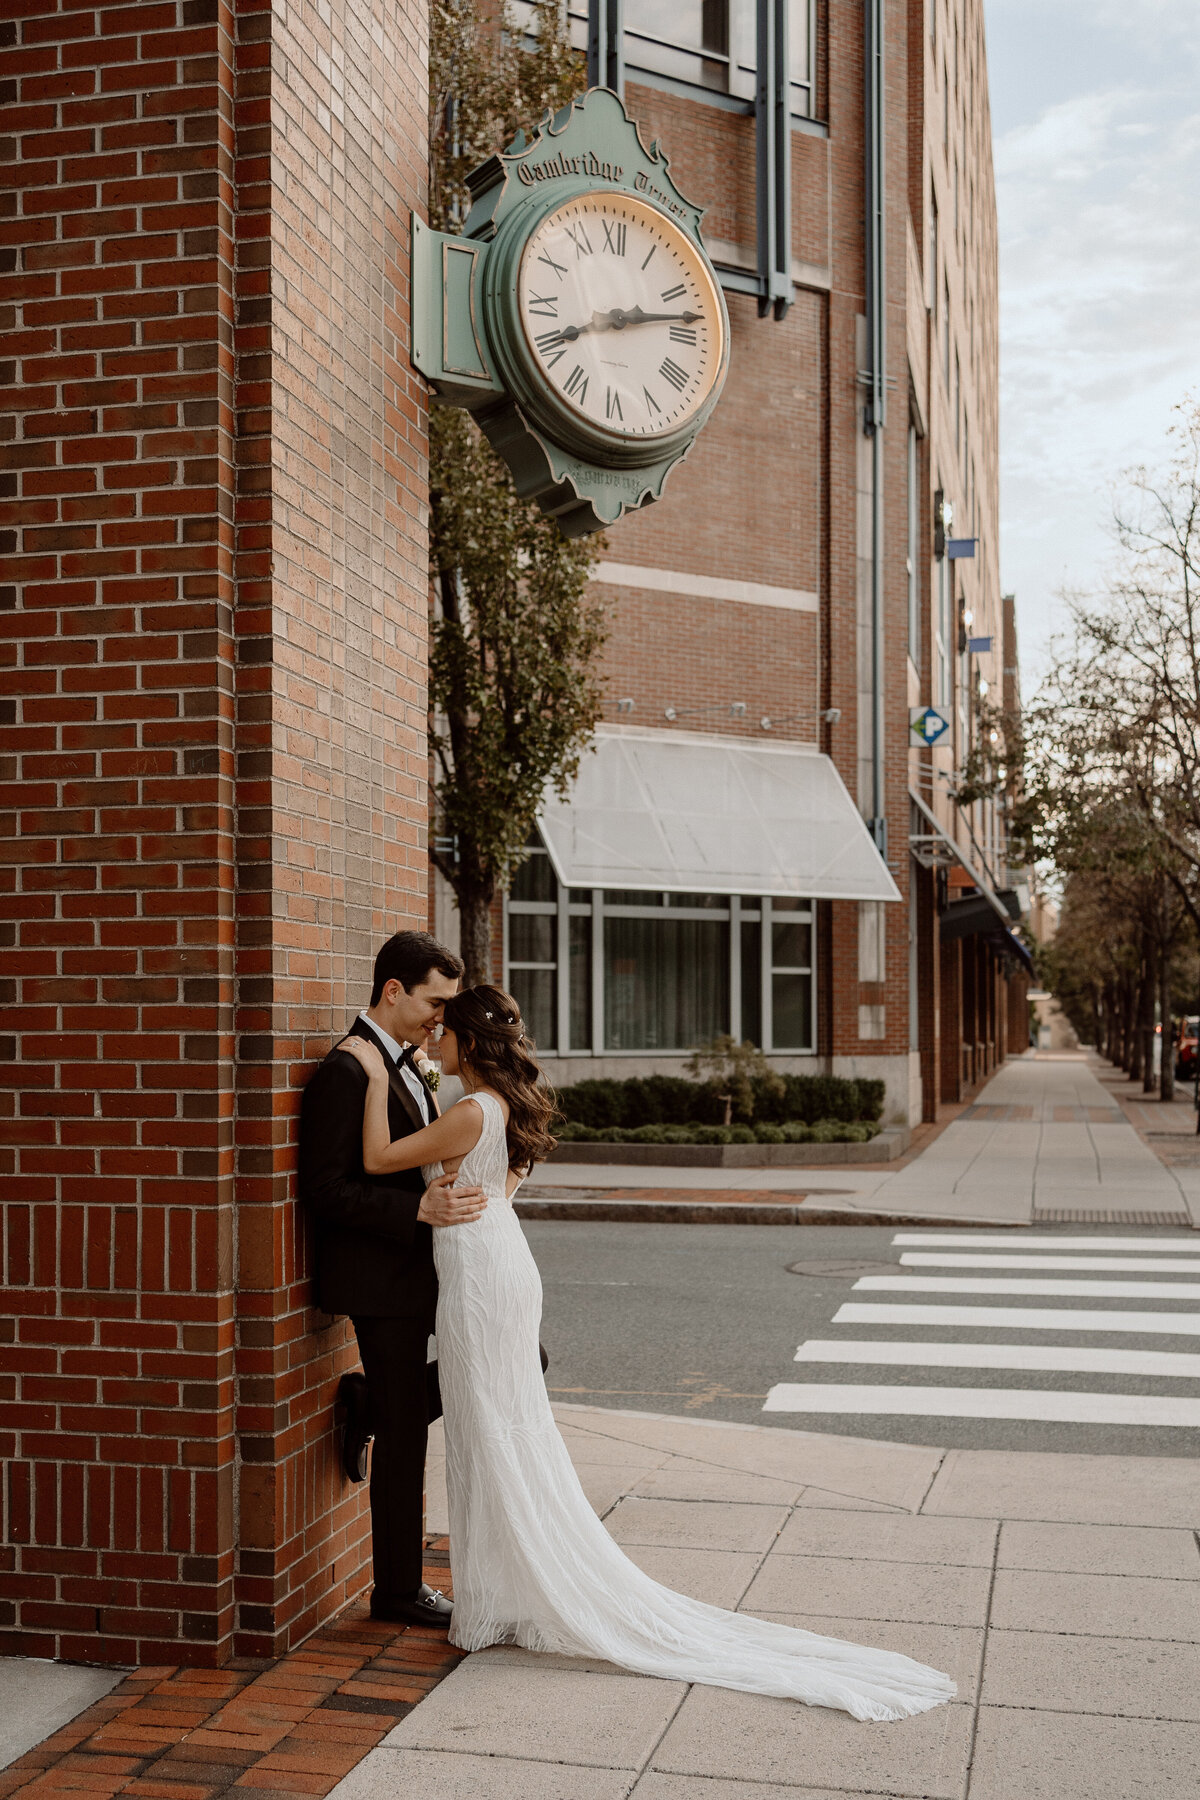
[
  {"xmin": 832, "ymin": 1301, "xmax": 1200, "ymax": 1335},
  {"xmin": 899, "ymin": 1252, "xmax": 1200, "ymax": 1273},
  {"xmin": 791, "ymin": 1339, "xmax": 1200, "ymax": 1376},
  {"xmin": 763, "ymin": 1229, "xmax": 1200, "ymax": 1430},
  {"xmin": 853, "ymin": 1274, "xmax": 1200, "ymax": 1299}
]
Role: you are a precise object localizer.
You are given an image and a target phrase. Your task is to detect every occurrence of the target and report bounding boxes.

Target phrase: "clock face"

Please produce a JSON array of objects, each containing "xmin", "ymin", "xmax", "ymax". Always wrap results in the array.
[{"xmin": 515, "ymin": 193, "xmax": 725, "ymax": 441}]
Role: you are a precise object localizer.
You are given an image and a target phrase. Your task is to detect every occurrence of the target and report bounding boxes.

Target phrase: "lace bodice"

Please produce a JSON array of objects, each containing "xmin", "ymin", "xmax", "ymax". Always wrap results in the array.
[{"xmin": 425, "ymin": 1090, "xmax": 518, "ymax": 1202}]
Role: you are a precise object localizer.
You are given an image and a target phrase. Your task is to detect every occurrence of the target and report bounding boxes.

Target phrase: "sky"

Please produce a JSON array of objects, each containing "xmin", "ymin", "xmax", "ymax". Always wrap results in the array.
[{"xmin": 984, "ymin": 0, "xmax": 1200, "ymax": 690}]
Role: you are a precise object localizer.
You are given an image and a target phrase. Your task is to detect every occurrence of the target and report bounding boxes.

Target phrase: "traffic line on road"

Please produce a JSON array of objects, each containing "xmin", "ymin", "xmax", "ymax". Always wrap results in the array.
[
  {"xmin": 833, "ymin": 1301, "xmax": 1200, "ymax": 1335},
  {"xmin": 891, "ymin": 1234, "xmax": 1200, "ymax": 1251},
  {"xmin": 853, "ymin": 1274, "xmax": 1200, "ymax": 1299},
  {"xmin": 899, "ymin": 1252, "xmax": 1200, "ymax": 1274},
  {"xmin": 762, "ymin": 1383, "xmax": 1200, "ymax": 1426},
  {"xmin": 792, "ymin": 1338, "xmax": 1200, "ymax": 1377}
]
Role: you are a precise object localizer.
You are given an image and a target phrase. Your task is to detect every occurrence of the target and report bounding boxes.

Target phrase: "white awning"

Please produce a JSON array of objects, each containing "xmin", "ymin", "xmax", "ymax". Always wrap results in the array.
[{"xmin": 538, "ymin": 728, "xmax": 901, "ymax": 902}]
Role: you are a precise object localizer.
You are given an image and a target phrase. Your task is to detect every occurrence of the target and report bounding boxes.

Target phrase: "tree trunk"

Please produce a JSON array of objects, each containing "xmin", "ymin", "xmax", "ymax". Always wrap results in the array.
[
  {"xmin": 1141, "ymin": 939, "xmax": 1156, "ymax": 1094},
  {"xmin": 456, "ymin": 882, "xmax": 494, "ymax": 987},
  {"xmin": 1128, "ymin": 972, "xmax": 1142, "ymax": 1080},
  {"xmin": 1161, "ymin": 934, "xmax": 1175, "ymax": 1102}
]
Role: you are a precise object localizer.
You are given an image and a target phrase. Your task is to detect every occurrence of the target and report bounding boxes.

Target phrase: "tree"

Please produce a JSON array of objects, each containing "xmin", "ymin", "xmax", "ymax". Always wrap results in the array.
[{"xmin": 427, "ymin": 2, "xmax": 608, "ymax": 982}]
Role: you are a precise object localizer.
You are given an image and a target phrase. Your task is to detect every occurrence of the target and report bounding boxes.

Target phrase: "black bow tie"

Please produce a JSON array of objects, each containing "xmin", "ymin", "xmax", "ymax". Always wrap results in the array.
[{"xmin": 395, "ymin": 1044, "xmax": 419, "ymax": 1074}]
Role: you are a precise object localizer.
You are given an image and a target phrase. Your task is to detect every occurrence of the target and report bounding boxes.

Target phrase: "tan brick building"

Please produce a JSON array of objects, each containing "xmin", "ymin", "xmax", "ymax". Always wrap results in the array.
[{"xmin": 467, "ymin": 0, "xmax": 1030, "ymax": 1120}]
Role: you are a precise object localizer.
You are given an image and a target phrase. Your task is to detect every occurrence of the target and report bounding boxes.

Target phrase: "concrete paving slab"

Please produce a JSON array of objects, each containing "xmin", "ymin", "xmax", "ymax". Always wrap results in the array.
[
  {"xmin": 632, "ymin": 1463, "xmax": 803, "ymax": 1505},
  {"xmin": 553, "ymin": 1407, "xmax": 945, "ymax": 1511},
  {"xmin": 774, "ymin": 1509, "xmax": 996, "ymax": 1568},
  {"xmin": 632, "ymin": 1777, "xmax": 909, "ymax": 1799},
  {"xmin": 989, "ymin": 1568, "xmax": 1200, "ymax": 1641},
  {"xmin": 741, "ymin": 1554, "xmax": 992, "ymax": 1629},
  {"xmin": 574, "ymin": 1462, "xmax": 643, "ymax": 1513},
  {"xmin": 328, "ymin": 1746, "xmax": 637, "ymax": 1799},
  {"xmin": 381, "ymin": 1658, "xmax": 687, "ymax": 1768},
  {"xmin": 980, "ymin": 1629, "xmax": 1200, "ymax": 1720},
  {"xmin": 605, "ymin": 1497, "xmax": 789, "ymax": 1554},
  {"xmin": 752, "ymin": 1615, "xmax": 983, "ymax": 1706},
  {"xmin": 651, "ymin": 1685, "xmax": 974, "ymax": 1797},
  {"xmin": 997, "ymin": 1519, "xmax": 1200, "ymax": 1580},
  {"xmin": 967, "ymin": 1706, "xmax": 1200, "ymax": 1800},
  {"xmin": 0, "ymin": 1659, "xmax": 126, "ymax": 1770},
  {"xmin": 921, "ymin": 1445, "xmax": 1200, "ymax": 1526},
  {"xmin": 622, "ymin": 1544, "xmax": 762, "ymax": 1607}
]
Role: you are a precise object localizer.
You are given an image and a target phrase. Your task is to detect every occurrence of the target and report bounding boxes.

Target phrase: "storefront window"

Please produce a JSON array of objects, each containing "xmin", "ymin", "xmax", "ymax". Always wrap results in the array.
[{"xmin": 506, "ymin": 836, "xmax": 815, "ymax": 1055}]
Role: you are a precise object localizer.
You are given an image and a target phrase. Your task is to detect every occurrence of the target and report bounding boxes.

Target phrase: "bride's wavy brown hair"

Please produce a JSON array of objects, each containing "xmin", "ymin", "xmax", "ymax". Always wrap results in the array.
[{"xmin": 442, "ymin": 983, "xmax": 558, "ymax": 1174}]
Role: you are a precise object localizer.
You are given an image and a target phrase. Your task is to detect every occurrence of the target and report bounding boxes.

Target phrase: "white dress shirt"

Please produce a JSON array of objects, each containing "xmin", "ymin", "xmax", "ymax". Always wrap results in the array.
[{"xmin": 357, "ymin": 1010, "xmax": 431, "ymax": 1125}]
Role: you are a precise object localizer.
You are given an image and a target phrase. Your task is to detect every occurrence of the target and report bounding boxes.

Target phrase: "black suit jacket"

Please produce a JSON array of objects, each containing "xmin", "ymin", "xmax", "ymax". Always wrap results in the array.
[{"xmin": 298, "ymin": 1018, "xmax": 438, "ymax": 1321}]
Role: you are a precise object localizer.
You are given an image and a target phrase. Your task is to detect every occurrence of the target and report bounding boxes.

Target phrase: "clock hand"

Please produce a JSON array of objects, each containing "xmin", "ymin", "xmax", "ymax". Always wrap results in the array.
[{"xmin": 559, "ymin": 307, "xmax": 701, "ymax": 340}]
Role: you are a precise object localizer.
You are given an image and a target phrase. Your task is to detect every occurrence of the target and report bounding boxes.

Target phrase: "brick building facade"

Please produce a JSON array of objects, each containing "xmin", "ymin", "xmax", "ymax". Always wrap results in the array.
[
  {"xmin": 472, "ymin": 0, "xmax": 1030, "ymax": 1117},
  {"xmin": 2, "ymin": 0, "xmax": 430, "ymax": 1665}
]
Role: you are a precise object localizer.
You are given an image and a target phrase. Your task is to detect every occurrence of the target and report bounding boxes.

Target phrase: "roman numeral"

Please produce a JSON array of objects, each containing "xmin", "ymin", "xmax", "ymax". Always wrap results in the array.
[
  {"xmin": 527, "ymin": 291, "xmax": 558, "ymax": 317},
  {"xmin": 563, "ymin": 364, "xmax": 589, "ymax": 403},
  {"xmin": 605, "ymin": 387, "xmax": 623, "ymax": 421},
  {"xmin": 661, "ymin": 283, "xmax": 686, "ymax": 302},
  {"xmin": 535, "ymin": 329, "xmax": 567, "ymax": 367},
  {"xmin": 564, "ymin": 221, "xmax": 592, "ymax": 257},
  {"xmin": 669, "ymin": 325, "xmax": 697, "ymax": 345},
  {"xmin": 641, "ymin": 244, "xmax": 658, "ymax": 270},
  {"xmin": 660, "ymin": 357, "xmax": 688, "ymax": 392},
  {"xmin": 601, "ymin": 220, "xmax": 627, "ymax": 256},
  {"xmin": 537, "ymin": 250, "xmax": 567, "ymax": 279},
  {"xmin": 643, "ymin": 386, "xmax": 661, "ymax": 414}
]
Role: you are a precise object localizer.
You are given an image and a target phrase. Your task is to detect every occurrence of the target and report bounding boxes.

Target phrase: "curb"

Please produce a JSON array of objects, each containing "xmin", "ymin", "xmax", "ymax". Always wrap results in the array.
[{"xmin": 514, "ymin": 1197, "xmax": 1030, "ymax": 1227}]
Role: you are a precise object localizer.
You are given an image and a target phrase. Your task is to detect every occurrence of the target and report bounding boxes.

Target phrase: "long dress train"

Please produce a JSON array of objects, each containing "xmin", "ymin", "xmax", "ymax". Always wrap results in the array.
[{"xmin": 429, "ymin": 1093, "xmax": 955, "ymax": 1723}]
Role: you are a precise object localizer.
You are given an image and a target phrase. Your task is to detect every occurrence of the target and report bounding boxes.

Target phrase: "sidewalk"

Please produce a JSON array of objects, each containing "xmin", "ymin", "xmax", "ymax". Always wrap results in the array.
[
  {"xmin": 339, "ymin": 1402, "xmax": 1200, "ymax": 1800},
  {"xmin": 7, "ymin": 1051, "xmax": 1200, "ymax": 1800},
  {"xmin": 522, "ymin": 1053, "xmax": 1200, "ymax": 1228}
]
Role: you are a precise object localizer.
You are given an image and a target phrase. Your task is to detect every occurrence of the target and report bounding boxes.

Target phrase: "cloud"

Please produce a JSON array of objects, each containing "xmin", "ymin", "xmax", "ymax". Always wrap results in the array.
[{"xmin": 986, "ymin": 9, "xmax": 1200, "ymax": 682}]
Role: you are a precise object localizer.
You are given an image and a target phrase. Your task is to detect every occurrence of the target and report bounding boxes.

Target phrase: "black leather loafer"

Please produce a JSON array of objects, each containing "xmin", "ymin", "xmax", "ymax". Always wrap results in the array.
[
  {"xmin": 370, "ymin": 1583, "xmax": 454, "ymax": 1627},
  {"xmin": 337, "ymin": 1371, "xmax": 372, "ymax": 1484}
]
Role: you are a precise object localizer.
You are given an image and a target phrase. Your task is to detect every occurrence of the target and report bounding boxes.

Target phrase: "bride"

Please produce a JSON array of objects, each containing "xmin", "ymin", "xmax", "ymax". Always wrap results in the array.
[{"xmin": 338, "ymin": 983, "xmax": 955, "ymax": 1723}]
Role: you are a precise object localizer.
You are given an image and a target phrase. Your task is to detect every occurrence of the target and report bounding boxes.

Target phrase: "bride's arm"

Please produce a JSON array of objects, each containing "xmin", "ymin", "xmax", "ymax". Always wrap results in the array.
[{"xmin": 341, "ymin": 1040, "xmax": 483, "ymax": 1173}]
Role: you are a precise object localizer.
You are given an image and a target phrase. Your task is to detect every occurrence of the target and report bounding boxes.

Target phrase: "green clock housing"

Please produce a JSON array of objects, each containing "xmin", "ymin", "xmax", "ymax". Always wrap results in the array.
[{"xmin": 412, "ymin": 87, "xmax": 730, "ymax": 537}]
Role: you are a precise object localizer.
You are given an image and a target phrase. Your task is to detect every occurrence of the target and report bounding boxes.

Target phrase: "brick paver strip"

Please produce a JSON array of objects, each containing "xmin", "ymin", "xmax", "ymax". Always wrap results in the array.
[{"xmin": 0, "ymin": 1548, "xmax": 463, "ymax": 1800}]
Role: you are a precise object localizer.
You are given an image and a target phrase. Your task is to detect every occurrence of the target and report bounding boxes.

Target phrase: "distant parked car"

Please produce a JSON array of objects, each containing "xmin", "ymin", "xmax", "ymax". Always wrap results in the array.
[{"xmin": 1176, "ymin": 1016, "xmax": 1199, "ymax": 1082}]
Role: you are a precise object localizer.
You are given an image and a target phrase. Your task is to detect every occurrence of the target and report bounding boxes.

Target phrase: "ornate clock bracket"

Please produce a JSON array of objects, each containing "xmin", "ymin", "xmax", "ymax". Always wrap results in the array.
[{"xmin": 410, "ymin": 87, "xmax": 728, "ymax": 538}]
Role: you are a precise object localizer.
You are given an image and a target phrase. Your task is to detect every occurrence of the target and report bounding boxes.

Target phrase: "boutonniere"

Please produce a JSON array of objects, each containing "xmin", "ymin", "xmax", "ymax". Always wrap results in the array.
[{"xmin": 414, "ymin": 1049, "xmax": 440, "ymax": 1093}]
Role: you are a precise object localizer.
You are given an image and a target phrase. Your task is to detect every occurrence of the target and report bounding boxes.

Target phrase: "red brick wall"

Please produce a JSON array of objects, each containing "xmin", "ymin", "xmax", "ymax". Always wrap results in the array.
[{"xmin": 1, "ymin": 0, "xmax": 428, "ymax": 1667}]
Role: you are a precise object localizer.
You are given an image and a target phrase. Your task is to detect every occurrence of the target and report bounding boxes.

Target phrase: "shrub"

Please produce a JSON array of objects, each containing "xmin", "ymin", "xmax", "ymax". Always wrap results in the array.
[{"xmin": 753, "ymin": 1123, "xmax": 786, "ymax": 1143}]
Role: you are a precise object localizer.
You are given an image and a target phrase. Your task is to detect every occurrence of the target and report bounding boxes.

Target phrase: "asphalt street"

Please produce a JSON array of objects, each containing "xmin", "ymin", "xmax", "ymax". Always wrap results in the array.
[{"xmin": 525, "ymin": 1220, "xmax": 1200, "ymax": 1458}]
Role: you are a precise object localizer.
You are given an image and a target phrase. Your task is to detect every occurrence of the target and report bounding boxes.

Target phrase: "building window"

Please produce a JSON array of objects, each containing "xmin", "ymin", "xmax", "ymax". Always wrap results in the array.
[
  {"xmin": 505, "ymin": 836, "xmax": 815, "ymax": 1055},
  {"xmin": 935, "ymin": 547, "xmax": 952, "ymax": 707},
  {"xmin": 907, "ymin": 424, "xmax": 920, "ymax": 664},
  {"xmin": 589, "ymin": 0, "xmax": 815, "ymax": 115}
]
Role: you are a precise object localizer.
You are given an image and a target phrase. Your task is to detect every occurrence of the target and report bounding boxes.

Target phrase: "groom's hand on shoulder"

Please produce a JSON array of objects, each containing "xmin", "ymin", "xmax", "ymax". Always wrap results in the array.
[{"xmin": 418, "ymin": 1170, "xmax": 487, "ymax": 1227}]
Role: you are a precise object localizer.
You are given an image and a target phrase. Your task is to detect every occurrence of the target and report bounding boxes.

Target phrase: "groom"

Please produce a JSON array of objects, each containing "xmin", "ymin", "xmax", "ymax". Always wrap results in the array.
[{"xmin": 298, "ymin": 929, "xmax": 486, "ymax": 1627}]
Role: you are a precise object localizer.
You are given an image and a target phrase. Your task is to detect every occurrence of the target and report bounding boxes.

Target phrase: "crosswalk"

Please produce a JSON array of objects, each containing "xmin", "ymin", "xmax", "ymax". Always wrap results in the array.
[{"xmin": 763, "ymin": 1230, "xmax": 1200, "ymax": 1429}]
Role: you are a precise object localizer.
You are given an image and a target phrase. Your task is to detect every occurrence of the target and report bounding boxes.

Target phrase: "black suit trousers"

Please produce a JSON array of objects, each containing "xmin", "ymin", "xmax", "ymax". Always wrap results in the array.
[{"xmin": 351, "ymin": 1315, "xmax": 443, "ymax": 1602}]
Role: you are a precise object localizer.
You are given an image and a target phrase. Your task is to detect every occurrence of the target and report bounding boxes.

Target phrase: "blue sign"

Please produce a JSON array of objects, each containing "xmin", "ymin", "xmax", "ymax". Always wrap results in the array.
[
  {"xmin": 946, "ymin": 537, "xmax": 977, "ymax": 559},
  {"xmin": 967, "ymin": 635, "xmax": 993, "ymax": 654},
  {"xmin": 910, "ymin": 706, "xmax": 950, "ymax": 745}
]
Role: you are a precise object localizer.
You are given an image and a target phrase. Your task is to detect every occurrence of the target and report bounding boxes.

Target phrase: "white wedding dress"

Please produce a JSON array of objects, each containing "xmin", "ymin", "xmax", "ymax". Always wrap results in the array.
[{"xmin": 428, "ymin": 1093, "xmax": 955, "ymax": 1722}]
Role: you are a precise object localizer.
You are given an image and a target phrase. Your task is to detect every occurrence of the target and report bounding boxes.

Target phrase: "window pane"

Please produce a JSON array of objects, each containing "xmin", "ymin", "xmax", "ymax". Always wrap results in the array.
[
  {"xmin": 667, "ymin": 893, "xmax": 726, "ymax": 910},
  {"xmin": 510, "ymin": 968, "xmax": 555, "ymax": 1052},
  {"xmin": 509, "ymin": 912, "xmax": 555, "ymax": 964},
  {"xmin": 626, "ymin": 0, "xmax": 730, "ymax": 90},
  {"xmin": 511, "ymin": 851, "xmax": 556, "ymax": 903},
  {"xmin": 604, "ymin": 889, "xmax": 663, "ymax": 906},
  {"xmin": 569, "ymin": 914, "xmax": 592, "ymax": 1050},
  {"xmin": 772, "ymin": 972, "xmax": 812, "ymax": 1050},
  {"xmin": 772, "ymin": 920, "xmax": 812, "ymax": 969},
  {"xmin": 604, "ymin": 916, "xmax": 729, "ymax": 1051},
  {"xmin": 740, "ymin": 918, "xmax": 762, "ymax": 1046}
]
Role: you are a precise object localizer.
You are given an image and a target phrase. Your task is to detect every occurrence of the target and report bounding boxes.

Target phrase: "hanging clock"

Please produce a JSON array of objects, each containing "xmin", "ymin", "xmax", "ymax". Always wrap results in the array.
[{"xmin": 411, "ymin": 88, "xmax": 731, "ymax": 536}]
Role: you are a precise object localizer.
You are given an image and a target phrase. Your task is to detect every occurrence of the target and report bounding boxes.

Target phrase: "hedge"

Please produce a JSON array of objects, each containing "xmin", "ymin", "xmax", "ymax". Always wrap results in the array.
[
  {"xmin": 554, "ymin": 1072, "xmax": 885, "ymax": 1130},
  {"xmin": 554, "ymin": 1119, "xmax": 880, "ymax": 1146}
]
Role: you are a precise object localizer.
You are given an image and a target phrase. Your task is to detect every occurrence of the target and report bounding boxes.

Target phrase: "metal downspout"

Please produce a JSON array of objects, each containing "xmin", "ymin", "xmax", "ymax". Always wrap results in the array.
[{"xmin": 864, "ymin": 0, "xmax": 886, "ymax": 858}]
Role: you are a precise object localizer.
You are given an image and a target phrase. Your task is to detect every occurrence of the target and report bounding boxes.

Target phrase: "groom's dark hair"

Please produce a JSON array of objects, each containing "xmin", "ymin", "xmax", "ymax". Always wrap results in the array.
[{"xmin": 370, "ymin": 930, "xmax": 464, "ymax": 1004}]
